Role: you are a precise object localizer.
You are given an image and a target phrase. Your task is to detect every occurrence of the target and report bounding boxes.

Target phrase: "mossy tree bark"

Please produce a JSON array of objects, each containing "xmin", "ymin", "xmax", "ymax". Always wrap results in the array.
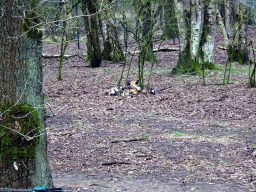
[
  {"xmin": 162, "ymin": 0, "xmax": 178, "ymax": 41},
  {"xmin": 233, "ymin": 1, "xmax": 241, "ymax": 47},
  {"xmin": 141, "ymin": 1, "xmax": 154, "ymax": 62},
  {"xmin": 82, "ymin": 0, "xmax": 102, "ymax": 67},
  {"xmin": 0, "ymin": 0, "xmax": 52, "ymax": 188}
]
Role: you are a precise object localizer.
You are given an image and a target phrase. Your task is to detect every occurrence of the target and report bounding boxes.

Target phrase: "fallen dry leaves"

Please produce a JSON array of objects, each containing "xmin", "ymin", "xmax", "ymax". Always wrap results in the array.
[{"xmin": 43, "ymin": 28, "xmax": 256, "ymax": 191}]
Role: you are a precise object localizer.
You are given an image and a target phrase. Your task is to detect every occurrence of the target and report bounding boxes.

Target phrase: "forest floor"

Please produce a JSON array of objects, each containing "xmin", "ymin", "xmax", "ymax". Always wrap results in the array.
[{"xmin": 43, "ymin": 28, "xmax": 256, "ymax": 191}]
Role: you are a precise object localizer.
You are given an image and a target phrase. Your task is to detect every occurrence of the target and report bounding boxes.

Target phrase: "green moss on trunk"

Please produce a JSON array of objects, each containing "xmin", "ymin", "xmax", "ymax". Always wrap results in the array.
[{"xmin": 0, "ymin": 103, "xmax": 41, "ymax": 162}]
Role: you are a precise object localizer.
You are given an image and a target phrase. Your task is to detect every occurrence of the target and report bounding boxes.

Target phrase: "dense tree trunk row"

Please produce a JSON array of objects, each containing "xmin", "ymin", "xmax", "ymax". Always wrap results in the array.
[
  {"xmin": 172, "ymin": 0, "xmax": 215, "ymax": 75},
  {"xmin": 172, "ymin": 0, "xmax": 249, "ymax": 75}
]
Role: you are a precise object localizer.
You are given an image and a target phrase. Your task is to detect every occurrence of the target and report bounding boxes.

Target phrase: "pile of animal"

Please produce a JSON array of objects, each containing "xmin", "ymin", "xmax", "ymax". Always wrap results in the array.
[{"xmin": 109, "ymin": 80, "xmax": 155, "ymax": 96}]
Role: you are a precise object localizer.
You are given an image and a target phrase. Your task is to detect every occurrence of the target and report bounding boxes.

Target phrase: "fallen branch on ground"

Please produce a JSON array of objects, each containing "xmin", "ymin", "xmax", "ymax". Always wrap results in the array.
[
  {"xmin": 42, "ymin": 54, "xmax": 86, "ymax": 58},
  {"xmin": 125, "ymin": 47, "xmax": 179, "ymax": 55},
  {"xmin": 111, "ymin": 136, "xmax": 150, "ymax": 143},
  {"xmin": 102, "ymin": 161, "xmax": 130, "ymax": 166},
  {"xmin": 42, "ymin": 47, "xmax": 179, "ymax": 58}
]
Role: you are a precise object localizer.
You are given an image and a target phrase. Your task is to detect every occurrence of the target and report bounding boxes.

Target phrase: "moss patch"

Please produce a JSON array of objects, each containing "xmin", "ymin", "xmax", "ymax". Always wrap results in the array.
[{"xmin": 0, "ymin": 103, "xmax": 41, "ymax": 162}]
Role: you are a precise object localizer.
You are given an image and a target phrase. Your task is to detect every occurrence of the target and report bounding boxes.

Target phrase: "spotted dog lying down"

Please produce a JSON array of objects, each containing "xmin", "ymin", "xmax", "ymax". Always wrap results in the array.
[{"xmin": 109, "ymin": 80, "xmax": 155, "ymax": 96}]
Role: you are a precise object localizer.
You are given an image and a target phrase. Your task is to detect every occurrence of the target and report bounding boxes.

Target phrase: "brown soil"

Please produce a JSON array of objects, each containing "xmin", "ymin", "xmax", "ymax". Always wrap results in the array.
[{"xmin": 43, "ymin": 28, "xmax": 256, "ymax": 191}]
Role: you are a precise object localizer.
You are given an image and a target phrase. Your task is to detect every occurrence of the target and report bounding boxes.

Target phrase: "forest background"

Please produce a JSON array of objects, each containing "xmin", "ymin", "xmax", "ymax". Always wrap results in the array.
[{"xmin": 0, "ymin": 0, "xmax": 256, "ymax": 191}]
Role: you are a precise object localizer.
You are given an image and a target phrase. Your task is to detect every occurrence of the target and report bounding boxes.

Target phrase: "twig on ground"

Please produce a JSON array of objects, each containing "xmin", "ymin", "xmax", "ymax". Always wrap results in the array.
[
  {"xmin": 111, "ymin": 136, "xmax": 150, "ymax": 143},
  {"xmin": 102, "ymin": 161, "xmax": 130, "ymax": 166}
]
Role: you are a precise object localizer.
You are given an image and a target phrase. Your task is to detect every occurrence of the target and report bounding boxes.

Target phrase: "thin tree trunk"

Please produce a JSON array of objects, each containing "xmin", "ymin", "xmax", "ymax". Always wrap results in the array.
[
  {"xmin": 98, "ymin": 13, "xmax": 106, "ymax": 44},
  {"xmin": 0, "ymin": 0, "xmax": 52, "ymax": 188},
  {"xmin": 141, "ymin": 1, "xmax": 154, "ymax": 62},
  {"xmin": 239, "ymin": 2, "xmax": 248, "ymax": 64},
  {"xmin": 82, "ymin": 0, "xmax": 102, "ymax": 67},
  {"xmin": 239, "ymin": 3, "xmax": 246, "ymax": 49},
  {"xmin": 216, "ymin": 5, "xmax": 229, "ymax": 47},
  {"xmin": 58, "ymin": 2, "xmax": 68, "ymax": 81},
  {"xmin": 224, "ymin": 0, "xmax": 230, "ymax": 38},
  {"xmin": 233, "ymin": 1, "xmax": 240, "ymax": 46}
]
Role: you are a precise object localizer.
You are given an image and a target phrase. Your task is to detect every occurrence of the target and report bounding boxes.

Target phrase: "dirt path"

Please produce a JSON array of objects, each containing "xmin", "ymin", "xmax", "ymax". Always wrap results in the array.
[{"xmin": 52, "ymin": 172, "xmax": 246, "ymax": 191}]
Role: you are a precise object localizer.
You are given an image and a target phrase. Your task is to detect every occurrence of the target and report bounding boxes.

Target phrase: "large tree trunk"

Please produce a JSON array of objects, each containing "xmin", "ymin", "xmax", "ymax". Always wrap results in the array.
[
  {"xmin": 82, "ymin": 0, "xmax": 102, "ymax": 68},
  {"xmin": 201, "ymin": 0, "xmax": 216, "ymax": 63},
  {"xmin": 172, "ymin": 0, "xmax": 190, "ymax": 74},
  {"xmin": 174, "ymin": 0, "xmax": 188, "ymax": 53},
  {"xmin": 0, "ymin": 0, "xmax": 52, "ymax": 188},
  {"xmin": 190, "ymin": 0, "xmax": 204, "ymax": 61}
]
